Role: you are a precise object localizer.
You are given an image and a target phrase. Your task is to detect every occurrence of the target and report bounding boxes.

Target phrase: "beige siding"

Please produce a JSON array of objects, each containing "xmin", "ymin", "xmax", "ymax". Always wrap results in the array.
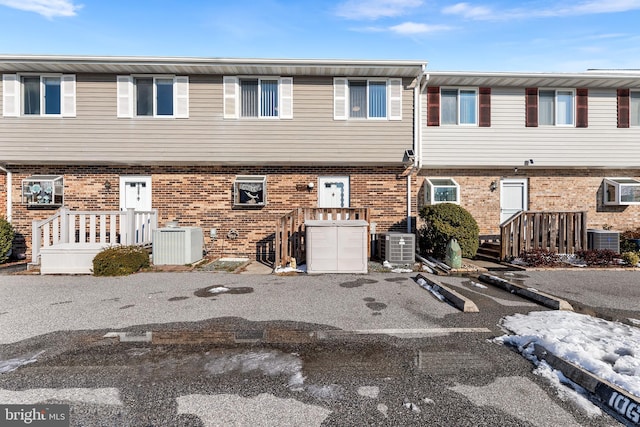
[
  {"xmin": 423, "ymin": 87, "xmax": 640, "ymax": 168},
  {"xmin": 0, "ymin": 74, "xmax": 415, "ymax": 165}
]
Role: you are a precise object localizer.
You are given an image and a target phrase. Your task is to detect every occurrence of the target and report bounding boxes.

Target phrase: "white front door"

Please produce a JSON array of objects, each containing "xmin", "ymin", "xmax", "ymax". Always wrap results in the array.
[
  {"xmin": 120, "ymin": 176, "xmax": 152, "ymax": 211},
  {"xmin": 318, "ymin": 176, "xmax": 349, "ymax": 208},
  {"xmin": 500, "ymin": 178, "xmax": 528, "ymax": 224}
]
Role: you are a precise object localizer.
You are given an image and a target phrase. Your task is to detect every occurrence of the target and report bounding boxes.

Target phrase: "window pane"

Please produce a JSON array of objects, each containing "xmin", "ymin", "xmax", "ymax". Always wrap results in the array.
[
  {"xmin": 136, "ymin": 78, "xmax": 153, "ymax": 116},
  {"xmin": 621, "ymin": 185, "xmax": 640, "ymax": 203},
  {"xmin": 441, "ymin": 89, "xmax": 458, "ymax": 125},
  {"xmin": 241, "ymin": 79, "xmax": 258, "ymax": 117},
  {"xmin": 349, "ymin": 81, "xmax": 366, "ymax": 118},
  {"xmin": 156, "ymin": 78, "xmax": 174, "ymax": 116},
  {"xmin": 260, "ymin": 80, "xmax": 278, "ymax": 117},
  {"xmin": 23, "ymin": 77, "xmax": 40, "ymax": 115},
  {"xmin": 43, "ymin": 77, "xmax": 61, "ymax": 114},
  {"xmin": 459, "ymin": 90, "xmax": 476, "ymax": 124},
  {"xmin": 539, "ymin": 90, "xmax": 555, "ymax": 125},
  {"xmin": 369, "ymin": 81, "xmax": 387, "ymax": 118},
  {"xmin": 434, "ymin": 186, "xmax": 457, "ymax": 202},
  {"xmin": 557, "ymin": 91, "xmax": 573, "ymax": 125},
  {"xmin": 631, "ymin": 92, "xmax": 640, "ymax": 126}
]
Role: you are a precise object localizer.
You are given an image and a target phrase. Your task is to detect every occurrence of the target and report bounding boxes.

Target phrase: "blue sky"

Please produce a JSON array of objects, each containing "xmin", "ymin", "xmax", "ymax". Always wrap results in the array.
[{"xmin": 1, "ymin": 0, "xmax": 640, "ymax": 72}]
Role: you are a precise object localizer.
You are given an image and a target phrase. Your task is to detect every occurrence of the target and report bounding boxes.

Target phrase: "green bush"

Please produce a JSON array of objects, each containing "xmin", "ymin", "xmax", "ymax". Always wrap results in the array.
[
  {"xmin": 419, "ymin": 203, "xmax": 479, "ymax": 259},
  {"xmin": 0, "ymin": 217, "xmax": 14, "ymax": 264},
  {"xmin": 621, "ymin": 251, "xmax": 640, "ymax": 266},
  {"xmin": 93, "ymin": 245, "xmax": 150, "ymax": 276}
]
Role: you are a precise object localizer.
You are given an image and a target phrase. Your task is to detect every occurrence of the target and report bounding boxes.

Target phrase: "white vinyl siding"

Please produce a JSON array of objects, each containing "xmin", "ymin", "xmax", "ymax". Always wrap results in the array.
[
  {"xmin": 334, "ymin": 78, "xmax": 402, "ymax": 120},
  {"xmin": 117, "ymin": 75, "xmax": 188, "ymax": 118},
  {"xmin": 3, "ymin": 74, "xmax": 75, "ymax": 117},
  {"xmin": 422, "ymin": 87, "xmax": 640, "ymax": 168}
]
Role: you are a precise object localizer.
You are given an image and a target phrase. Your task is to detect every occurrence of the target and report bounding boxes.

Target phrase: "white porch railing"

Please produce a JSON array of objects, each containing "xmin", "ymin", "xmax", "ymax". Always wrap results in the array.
[{"xmin": 32, "ymin": 207, "xmax": 158, "ymax": 264}]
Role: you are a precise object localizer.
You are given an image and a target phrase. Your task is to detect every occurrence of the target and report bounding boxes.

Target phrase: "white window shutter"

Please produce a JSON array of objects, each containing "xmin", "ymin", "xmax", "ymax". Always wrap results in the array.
[
  {"xmin": 116, "ymin": 75, "xmax": 133, "ymax": 118},
  {"xmin": 174, "ymin": 76, "xmax": 189, "ymax": 118},
  {"xmin": 279, "ymin": 77, "xmax": 293, "ymax": 119},
  {"xmin": 223, "ymin": 76, "xmax": 238, "ymax": 119},
  {"xmin": 2, "ymin": 74, "xmax": 20, "ymax": 117},
  {"xmin": 61, "ymin": 74, "xmax": 76, "ymax": 117},
  {"xmin": 333, "ymin": 78, "xmax": 348, "ymax": 120},
  {"xmin": 388, "ymin": 78, "xmax": 402, "ymax": 120}
]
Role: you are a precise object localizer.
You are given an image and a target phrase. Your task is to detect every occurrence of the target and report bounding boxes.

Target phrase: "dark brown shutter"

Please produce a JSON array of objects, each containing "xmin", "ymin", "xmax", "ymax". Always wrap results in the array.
[
  {"xmin": 427, "ymin": 86, "xmax": 440, "ymax": 126},
  {"xmin": 618, "ymin": 89, "xmax": 630, "ymax": 128},
  {"xmin": 576, "ymin": 88, "xmax": 588, "ymax": 128},
  {"xmin": 525, "ymin": 88, "xmax": 538, "ymax": 127},
  {"xmin": 478, "ymin": 87, "xmax": 491, "ymax": 127}
]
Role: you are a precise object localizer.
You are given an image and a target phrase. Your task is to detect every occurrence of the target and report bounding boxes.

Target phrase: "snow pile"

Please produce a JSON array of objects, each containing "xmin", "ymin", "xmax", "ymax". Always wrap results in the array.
[
  {"xmin": 496, "ymin": 311, "xmax": 640, "ymax": 398},
  {"xmin": 0, "ymin": 351, "xmax": 44, "ymax": 374},
  {"xmin": 416, "ymin": 277, "xmax": 446, "ymax": 301},
  {"xmin": 274, "ymin": 264, "xmax": 307, "ymax": 274}
]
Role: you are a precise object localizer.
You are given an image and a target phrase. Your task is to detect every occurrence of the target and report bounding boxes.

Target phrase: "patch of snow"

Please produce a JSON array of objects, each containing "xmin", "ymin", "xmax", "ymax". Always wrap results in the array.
[
  {"xmin": 470, "ymin": 281, "xmax": 487, "ymax": 289},
  {"xmin": 629, "ymin": 318, "xmax": 640, "ymax": 326},
  {"xmin": 391, "ymin": 267, "xmax": 413, "ymax": 273},
  {"xmin": 306, "ymin": 384, "xmax": 343, "ymax": 400},
  {"xmin": 0, "ymin": 351, "xmax": 44, "ymax": 374},
  {"xmin": 416, "ymin": 278, "xmax": 446, "ymax": 302},
  {"xmin": 423, "ymin": 397, "xmax": 435, "ymax": 404},
  {"xmin": 274, "ymin": 264, "xmax": 307, "ymax": 274},
  {"xmin": 496, "ymin": 311, "xmax": 640, "ymax": 399},
  {"xmin": 382, "ymin": 260, "xmax": 393, "ymax": 268},
  {"xmin": 421, "ymin": 264, "xmax": 434, "ymax": 273},
  {"xmin": 357, "ymin": 386, "xmax": 379, "ymax": 399},
  {"xmin": 208, "ymin": 286, "xmax": 230, "ymax": 294},
  {"xmin": 377, "ymin": 403, "xmax": 388, "ymax": 418}
]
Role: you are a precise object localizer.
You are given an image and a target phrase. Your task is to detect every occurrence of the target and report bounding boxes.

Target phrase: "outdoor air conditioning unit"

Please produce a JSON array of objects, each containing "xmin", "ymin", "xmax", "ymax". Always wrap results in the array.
[
  {"xmin": 378, "ymin": 232, "xmax": 415, "ymax": 264},
  {"xmin": 153, "ymin": 226, "xmax": 204, "ymax": 265},
  {"xmin": 587, "ymin": 229, "xmax": 620, "ymax": 253}
]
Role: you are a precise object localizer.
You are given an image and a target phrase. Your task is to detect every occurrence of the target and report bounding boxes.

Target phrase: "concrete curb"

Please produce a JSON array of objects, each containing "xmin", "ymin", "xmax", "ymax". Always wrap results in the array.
[
  {"xmin": 415, "ymin": 274, "xmax": 479, "ymax": 313},
  {"xmin": 478, "ymin": 273, "xmax": 573, "ymax": 311},
  {"xmin": 532, "ymin": 344, "xmax": 640, "ymax": 425}
]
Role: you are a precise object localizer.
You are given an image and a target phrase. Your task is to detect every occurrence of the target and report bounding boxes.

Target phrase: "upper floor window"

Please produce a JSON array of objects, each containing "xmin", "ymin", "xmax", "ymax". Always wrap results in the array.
[
  {"xmin": 630, "ymin": 91, "xmax": 640, "ymax": 127},
  {"xmin": 224, "ymin": 76, "xmax": 293, "ymax": 119},
  {"xmin": 117, "ymin": 75, "xmax": 189, "ymax": 118},
  {"xmin": 334, "ymin": 78, "xmax": 402, "ymax": 120},
  {"xmin": 441, "ymin": 88, "xmax": 477, "ymax": 125},
  {"xmin": 2, "ymin": 74, "xmax": 76, "ymax": 118},
  {"xmin": 539, "ymin": 89, "xmax": 574, "ymax": 126}
]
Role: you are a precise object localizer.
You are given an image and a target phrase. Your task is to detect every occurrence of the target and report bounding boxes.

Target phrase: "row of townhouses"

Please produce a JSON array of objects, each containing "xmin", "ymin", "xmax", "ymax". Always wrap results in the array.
[{"xmin": 1, "ymin": 55, "xmax": 639, "ymax": 267}]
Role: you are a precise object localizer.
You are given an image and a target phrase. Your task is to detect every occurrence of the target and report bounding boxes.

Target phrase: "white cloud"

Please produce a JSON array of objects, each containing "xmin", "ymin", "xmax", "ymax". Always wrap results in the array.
[
  {"xmin": 336, "ymin": 0, "xmax": 423, "ymax": 20},
  {"xmin": 389, "ymin": 21, "xmax": 452, "ymax": 34},
  {"xmin": 0, "ymin": 0, "xmax": 81, "ymax": 18},
  {"xmin": 443, "ymin": 0, "xmax": 640, "ymax": 21}
]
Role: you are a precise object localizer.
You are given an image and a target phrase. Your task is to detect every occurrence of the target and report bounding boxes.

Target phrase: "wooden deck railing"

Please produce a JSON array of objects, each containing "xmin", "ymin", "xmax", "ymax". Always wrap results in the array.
[
  {"xmin": 274, "ymin": 207, "xmax": 370, "ymax": 267},
  {"xmin": 32, "ymin": 207, "xmax": 158, "ymax": 264},
  {"xmin": 500, "ymin": 210, "xmax": 587, "ymax": 259}
]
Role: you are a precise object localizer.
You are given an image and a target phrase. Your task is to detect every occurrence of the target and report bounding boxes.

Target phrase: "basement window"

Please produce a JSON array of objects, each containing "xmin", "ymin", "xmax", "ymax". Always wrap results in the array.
[
  {"xmin": 424, "ymin": 178, "xmax": 460, "ymax": 205},
  {"xmin": 603, "ymin": 178, "xmax": 640, "ymax": 205},
  {"xmin": 234, "ymin": 175, "xmax": 266, "ymax": 207},
  {"xmin": 22, "ymin": 175, "xmax": 64, "ymax": 206}
]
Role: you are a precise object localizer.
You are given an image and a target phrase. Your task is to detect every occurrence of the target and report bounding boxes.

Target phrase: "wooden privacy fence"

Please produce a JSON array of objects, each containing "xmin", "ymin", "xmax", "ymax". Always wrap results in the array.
[
  {"xmin": 275, "ymin": 207, "xmax": 370, "ymax": 267},
  {"xmin": 500, "ymin": 211, "xmax": 587, "ymax": 259},
  {"xmin": 32, "ymin": 207, "xmax": 158, "ymax": 264}
]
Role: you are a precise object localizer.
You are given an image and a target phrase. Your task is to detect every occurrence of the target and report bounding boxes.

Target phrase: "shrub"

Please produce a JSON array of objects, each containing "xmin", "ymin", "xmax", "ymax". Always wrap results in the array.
[
  {"xmin": 621, "ymin": 251, "xmax": 640, "ymax": 267},
  {"xmin": 520, "ymin": 249, "xmax": 561, "ymax": 267},
  {"xmin": 93, "ymin": 245, "xmax": 150, "ymax": 276},
  {"xmin": 419, "ymin": 203, "xmax": 479, "ymax": 259},
  {"xmin": 0, "ymin": 217, "xmax": 14, "ymax": 264},
  {"xmin": 575, "ymin": 249, "xmax": 619, "ymax": 266}
]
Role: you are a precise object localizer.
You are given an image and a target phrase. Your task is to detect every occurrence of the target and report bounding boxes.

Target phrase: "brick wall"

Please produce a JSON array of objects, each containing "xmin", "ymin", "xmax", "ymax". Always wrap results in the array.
[
  {"xmin": 418, "ymin": 169, "xmax": 640, "ymax": 235},
  {"xmin": 8, "ymin": 165, "xmax": 419, "ymax": 262}
]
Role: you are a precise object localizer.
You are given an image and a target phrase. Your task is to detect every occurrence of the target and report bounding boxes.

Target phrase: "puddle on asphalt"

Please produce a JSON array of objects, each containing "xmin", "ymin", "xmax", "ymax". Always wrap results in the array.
[
  {"xmin": 366, "ymin": 302, "xmax": 387, "ymax": 311},
  {"xmin": 339, "ymin": 278, "xmax": 378, "ymax": 288},
  {"xmin": 194, "ymin": 286, "xmax": 254, "ymax": 298},
  {"xmin": 384, "ymin": 277, "xmax": 409, "ymax": 283},
  {"xmin": 168, "ymin": 296, "xmax": 189, "ymax": 302}
]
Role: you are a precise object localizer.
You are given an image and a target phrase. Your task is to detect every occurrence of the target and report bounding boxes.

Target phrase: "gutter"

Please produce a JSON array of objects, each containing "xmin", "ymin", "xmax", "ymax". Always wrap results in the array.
[{"xmin": 0, "ymin": 165, "xmax": 11, "ymax": 222}]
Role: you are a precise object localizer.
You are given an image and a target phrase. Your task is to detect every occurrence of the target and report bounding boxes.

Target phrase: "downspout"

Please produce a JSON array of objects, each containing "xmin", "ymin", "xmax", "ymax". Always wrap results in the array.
[
  {"xmin": 0, "ymin": 165, "xmax": 11, "ymax": 222},
  {"xmin": 408, "ymin": 67, "xmax": 427, "ymax": 233}
]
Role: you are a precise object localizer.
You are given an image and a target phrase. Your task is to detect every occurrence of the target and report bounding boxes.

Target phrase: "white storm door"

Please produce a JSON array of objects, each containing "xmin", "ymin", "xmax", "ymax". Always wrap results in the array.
[
  {"xmin": 120, "ymin": 176, "xmax": 152, "ymax": 211},
  {"xmin": 318, "ymin": 176, "xmax": 349, "ymax": 208},
  {"xmin": 500, "ymin": 178, "xmax": 527, "ymax": 224}
]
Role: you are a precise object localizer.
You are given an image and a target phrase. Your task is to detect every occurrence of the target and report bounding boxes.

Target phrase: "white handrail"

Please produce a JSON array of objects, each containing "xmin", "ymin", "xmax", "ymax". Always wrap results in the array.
[{"xmin": 32, "ymin": 207, "xmax": 158, "ymax": 264}]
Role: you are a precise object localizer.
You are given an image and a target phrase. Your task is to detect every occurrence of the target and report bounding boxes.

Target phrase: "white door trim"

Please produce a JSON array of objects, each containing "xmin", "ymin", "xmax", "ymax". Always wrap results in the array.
[
  {"xmin": 500, "ymin": 178, "xmax": 528, "ymax": 224},
  {"xmin": 119, "ymin": 175, "xmax": 152, "ymax": 211}
]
